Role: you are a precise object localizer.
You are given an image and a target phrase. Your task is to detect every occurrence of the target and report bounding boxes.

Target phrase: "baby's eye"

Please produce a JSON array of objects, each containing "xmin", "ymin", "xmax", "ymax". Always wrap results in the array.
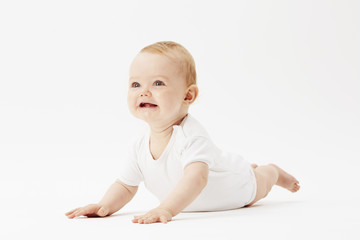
[
  {"xmin": 131, "ymin": 82, "xmax": 140, "ymax": 88},
  {"xmin": 154, "ymin": 80, "xmax": 165, "ymax": 86}
]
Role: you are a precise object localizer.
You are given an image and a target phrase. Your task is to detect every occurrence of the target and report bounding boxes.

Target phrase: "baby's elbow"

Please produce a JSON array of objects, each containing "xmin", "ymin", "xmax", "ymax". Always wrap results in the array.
[{"xmin": 200, "ymin": 174, "xmax": 208, "ymax": 189}]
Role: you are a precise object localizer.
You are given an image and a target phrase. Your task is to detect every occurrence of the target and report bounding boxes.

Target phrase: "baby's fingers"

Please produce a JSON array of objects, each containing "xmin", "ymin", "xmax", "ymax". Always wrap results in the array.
[
  {"xmin": 160, "ymin": 216, "xmax": 168, "ymax": 224},
  {"xmin": 66, "ymin": 204, "xmax": 101, "ymax": 218},
  {"xmin": 132, "ymin": 214, "xmax": 168, "ymax": 224},
  {"xmin": 67, "ymin": 208, "xmax": 87, "ymax": 218},
  {"xmin": 144, "ymin": 216, "xmax": 159, "ymax": 224},
  {"xmin": 75, "ymin": 205, "xmax": 98, "ymax": 217},
  {"xmin": 132, "ymin": 215, "xmax": 142, "ymax": 223},
  {"xmin": 132, "ymin": 215, "xmax": 149, "ymax": 224},
  {"xmin": 65, "ymin": 208, "xmax": 80, "ymax": 218}
]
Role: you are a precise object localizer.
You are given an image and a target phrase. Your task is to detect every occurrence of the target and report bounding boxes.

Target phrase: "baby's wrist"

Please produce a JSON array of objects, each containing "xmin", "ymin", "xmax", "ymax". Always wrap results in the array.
[{"xmin": 156, "ymin": 206, "xmax": 176, "ymax": 217}]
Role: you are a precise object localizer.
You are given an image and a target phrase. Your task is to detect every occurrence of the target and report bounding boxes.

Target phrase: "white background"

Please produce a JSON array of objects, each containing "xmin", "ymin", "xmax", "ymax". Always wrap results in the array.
[{"xmin": 0, "ymin": 0, "xmax": 359, "ymax": 239}]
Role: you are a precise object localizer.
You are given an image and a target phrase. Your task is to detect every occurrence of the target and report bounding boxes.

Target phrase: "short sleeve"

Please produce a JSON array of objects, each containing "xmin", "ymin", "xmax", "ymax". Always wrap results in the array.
[
  {"xmin": 180, "ymin": 136, "xmax": 220, "ymax": 169},
  {"xmin": 117, "ymin": 141, "xmax": 143, "ymax": 186}
]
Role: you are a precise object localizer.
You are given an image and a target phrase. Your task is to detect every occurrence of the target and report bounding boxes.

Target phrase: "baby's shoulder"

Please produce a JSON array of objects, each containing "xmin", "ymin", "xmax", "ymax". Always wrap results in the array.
[
  {"xmin": 174, "ymin": 115, "xmax": 219, "ymax": 154},
  {"xmin": 179, "ymin": 114, "xmax": 211, "ymax": 139}
]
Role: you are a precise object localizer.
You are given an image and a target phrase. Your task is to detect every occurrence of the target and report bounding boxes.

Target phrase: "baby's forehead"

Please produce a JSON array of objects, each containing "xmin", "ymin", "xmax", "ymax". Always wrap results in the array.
[
  {"xmin": 130, "ymin": 52, "xmax": 185, "ymax": 75},
  {"xmin": 135, "ymin": 51, "xmax": 181, "ymax": 64}
]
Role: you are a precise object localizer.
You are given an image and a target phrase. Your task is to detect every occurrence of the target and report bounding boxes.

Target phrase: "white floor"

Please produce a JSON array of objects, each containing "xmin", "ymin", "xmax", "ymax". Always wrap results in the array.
[{"xmin": 1, "ymin": 178, "xmax": 359, "ymax": 240}]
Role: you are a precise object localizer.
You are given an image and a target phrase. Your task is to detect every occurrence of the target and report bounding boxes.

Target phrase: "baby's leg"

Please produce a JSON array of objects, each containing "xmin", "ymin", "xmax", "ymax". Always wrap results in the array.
[{"xmin": 247, "ymin": 164, "xmax": 300, "ymax": 206}]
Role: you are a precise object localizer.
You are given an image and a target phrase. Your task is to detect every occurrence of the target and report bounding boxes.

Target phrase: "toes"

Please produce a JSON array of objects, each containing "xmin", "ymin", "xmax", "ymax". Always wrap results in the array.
[
  {"xmin": 292, "ymin": 184, "xmax": 300, "ymax": 192},
  {"xmin": 251, "ymin": 164, "xmax": 258, "ymax": 169}
]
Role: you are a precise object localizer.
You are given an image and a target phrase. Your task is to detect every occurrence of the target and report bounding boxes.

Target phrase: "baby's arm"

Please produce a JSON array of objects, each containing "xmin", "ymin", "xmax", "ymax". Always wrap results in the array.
[
  {"xmin": 132, "ymin": 162, "xmax": 208, "ymax": 224},
  {"xmin": 66, "ymin": 181, "xmax": 138, "ymax": 218}
]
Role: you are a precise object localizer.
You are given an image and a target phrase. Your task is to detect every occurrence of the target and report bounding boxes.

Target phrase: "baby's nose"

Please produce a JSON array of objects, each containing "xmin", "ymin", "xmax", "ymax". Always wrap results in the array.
[{"xmin": 140, "ymin": 89, "xmax": 151, "ymax": 97}]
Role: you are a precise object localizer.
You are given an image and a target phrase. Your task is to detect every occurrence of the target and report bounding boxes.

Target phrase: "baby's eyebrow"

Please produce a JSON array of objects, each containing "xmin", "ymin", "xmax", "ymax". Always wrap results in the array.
[
  {"xmin": 151, "ymin": 75, "xmax": 170, "ymax": 81},
  {"xmin": 129, "ymin": 75, "xmax": 170, "ymax": 82}
]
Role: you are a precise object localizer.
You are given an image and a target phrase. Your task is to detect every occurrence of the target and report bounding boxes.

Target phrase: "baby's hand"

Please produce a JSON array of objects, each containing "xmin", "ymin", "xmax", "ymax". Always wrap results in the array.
[
  {"xmin": 132, "ymin": 208, "xmax": 172, "ymax": 224},
  {"xmin": 65, "ymin": 204, "xmax": 109, "ymax": 219}
]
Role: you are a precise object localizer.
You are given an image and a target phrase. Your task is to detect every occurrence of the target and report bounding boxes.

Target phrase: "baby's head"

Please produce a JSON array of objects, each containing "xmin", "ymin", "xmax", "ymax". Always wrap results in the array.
[
  {"xmin": 140, "ymin": 41, "xmax": 197, "ymax": 87},
  {"xmin": 128, "ymin": 41, "xmax": 198, "ymax": 126}
]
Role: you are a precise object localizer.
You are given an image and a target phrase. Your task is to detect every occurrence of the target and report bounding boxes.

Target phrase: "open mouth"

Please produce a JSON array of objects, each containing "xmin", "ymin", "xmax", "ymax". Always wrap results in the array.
[{"xmin": 139, "ymin": 102, "xmax": 158, "ymax": 108}]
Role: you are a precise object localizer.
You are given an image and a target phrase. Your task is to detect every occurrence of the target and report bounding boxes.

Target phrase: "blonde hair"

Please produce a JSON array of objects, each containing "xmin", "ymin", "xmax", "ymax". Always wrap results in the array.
[{"xmin": 140, "ymin": 41, "xmax": 197, "ymax": 86}]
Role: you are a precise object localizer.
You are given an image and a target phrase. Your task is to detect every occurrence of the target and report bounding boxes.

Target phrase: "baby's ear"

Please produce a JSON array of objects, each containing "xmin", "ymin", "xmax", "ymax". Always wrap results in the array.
[{"xmin": 184, "ymin": 85, "xmax": 199, "ymax": 105}]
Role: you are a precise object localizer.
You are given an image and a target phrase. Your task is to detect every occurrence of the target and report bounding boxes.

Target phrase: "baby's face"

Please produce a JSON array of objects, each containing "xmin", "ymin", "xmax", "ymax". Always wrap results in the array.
[{"xmin": 128, "ymin": 52, "xmax": 188, "ymax": 125}]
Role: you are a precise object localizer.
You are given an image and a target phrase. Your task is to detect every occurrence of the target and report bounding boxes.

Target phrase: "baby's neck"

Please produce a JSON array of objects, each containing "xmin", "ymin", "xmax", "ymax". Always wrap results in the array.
[
  {"xmin": 148, "ymin": 122, "xmax": 176, "ymax": 160},
  {"xmin": 149, "ymin": 114, "xmax": 186, "ymax": 140},
  {"xmin": 150, "ymin": 126, "xmax": 174, "ymax": 143},
  {"xmin": 148, "ymin": 114, "xmax": 186, "ymax": 144}
]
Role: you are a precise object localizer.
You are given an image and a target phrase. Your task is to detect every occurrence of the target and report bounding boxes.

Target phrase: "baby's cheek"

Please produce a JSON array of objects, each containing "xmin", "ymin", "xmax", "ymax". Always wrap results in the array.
[
  {"xmin": 166, "ymin": 102, "xmax": 182, "ymax": 115},
  {"xmin": 168, "ymin": 94, "xmax": 184, "ymax": 108},
  {"xmin": 127, "ymin": 95, "xmax": 136, "ymax": 107}
]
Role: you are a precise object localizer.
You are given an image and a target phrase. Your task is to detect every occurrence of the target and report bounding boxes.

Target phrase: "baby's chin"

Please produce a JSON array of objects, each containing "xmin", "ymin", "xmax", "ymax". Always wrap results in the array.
[
  {"xmin": 132, "ymin": 110, "xmax": 160, "ymax": 123},
  {"xmin": 130, "ymin": 106, "xmax": 187, "ymax": 126}
]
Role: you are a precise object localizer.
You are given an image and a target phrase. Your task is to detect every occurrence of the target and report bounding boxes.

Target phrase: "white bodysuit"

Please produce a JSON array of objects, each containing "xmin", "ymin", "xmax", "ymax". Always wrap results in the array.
[{"xmin": 117, "ymin": 114, "xmax": 257, "ymax": 212}]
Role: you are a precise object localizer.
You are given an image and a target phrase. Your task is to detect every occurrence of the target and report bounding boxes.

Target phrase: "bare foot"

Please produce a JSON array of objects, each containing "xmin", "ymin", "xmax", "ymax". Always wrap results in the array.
[
  {"xmin": 251, "ymin": 164, "xmax": 258, "ymax": 169},
  {"xmin": 269, "ymin": 164, "xmax": 300, "ymax": 193}
]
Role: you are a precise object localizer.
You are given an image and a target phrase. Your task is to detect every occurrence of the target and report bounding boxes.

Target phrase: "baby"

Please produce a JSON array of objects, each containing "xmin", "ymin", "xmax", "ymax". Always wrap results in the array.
[{"xmin": 66, "ymin": 41, "xmax": 300, "ymax": 224}]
